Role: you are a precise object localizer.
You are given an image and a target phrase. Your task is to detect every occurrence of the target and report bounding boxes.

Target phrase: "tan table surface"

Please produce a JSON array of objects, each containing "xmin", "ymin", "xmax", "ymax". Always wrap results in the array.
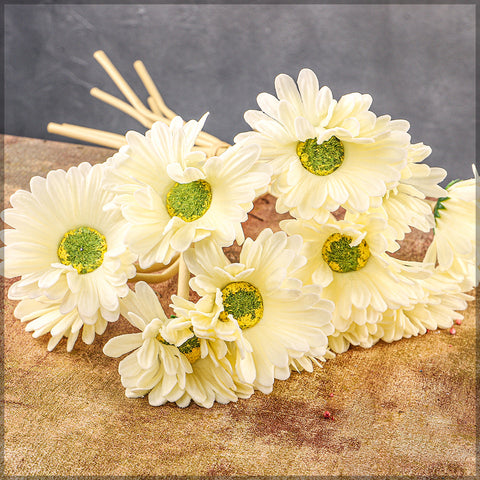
[{"xmin": 2, "ymin": 135, "xmax": 477, "ymax": 477}]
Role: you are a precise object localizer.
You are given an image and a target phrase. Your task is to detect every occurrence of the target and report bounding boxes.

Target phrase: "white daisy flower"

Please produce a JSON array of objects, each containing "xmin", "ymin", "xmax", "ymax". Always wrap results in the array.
[
  {"xmin": 13, "ymin": 297, "xmax": 112, "ymax": 352},
  {"xmin": 1, "ymin": 162, "xmax": 137, "ymax": 349},
  {"xmin": 373, "ymin": 271, "xmax": 473, "ymax": 344},
  {"xmin": 104, "ymin": 115, "xmax": 271, "ymax": 268},
  {"xmin": 235, "ymin": 68, "xmax": 410, "ymax": 222},
  {"xmin": 424, "ymin": 170, "xmax": 477, "ymax": 287},
  {"xmin": 350, "ymin": 143, "xmax": 447, "ymax": 246},
  {"xmin": 180, "ymin": 230, "xmax": 335, "ymax": 394},
  {"xmin": 103, "ymin": 282, "xmax": 253, "ymax": 408},
  {"xmin": 281, "ymin": 215, "xmax": 424, "ymax": 353}
]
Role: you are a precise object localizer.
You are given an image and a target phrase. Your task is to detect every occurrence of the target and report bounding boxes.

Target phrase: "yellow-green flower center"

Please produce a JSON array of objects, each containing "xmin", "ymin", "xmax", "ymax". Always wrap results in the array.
[
  {"xmin": 219, "ymin": 281, "xmax": 264, "ymax": 330},
  {"xmin": 322, "ymin": 233, "xmax": 370, "ymax": 273},
  {"xmin": 177, "ymin": 335, "xmax": 201, "ymax": 364},
  {"xmin": 57, "ymin": 226, "xmax": 107, "ymax": 274},
  {"xmin": 166, "ymin": 179, "xmax": 212, "ymax": 222},
  {"xmin": 156, "ymin": 333, "xmax": 201, "ymax": 364},
  {"xmin": 296, "ymin": 136, "xmax": 344, "ymax": 176}
]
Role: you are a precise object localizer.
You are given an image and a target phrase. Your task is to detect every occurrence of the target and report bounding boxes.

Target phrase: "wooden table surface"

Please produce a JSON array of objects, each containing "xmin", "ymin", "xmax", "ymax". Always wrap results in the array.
[{"xmin": 2, "ymin": 135, "xmax": 477, "ymax": 477}]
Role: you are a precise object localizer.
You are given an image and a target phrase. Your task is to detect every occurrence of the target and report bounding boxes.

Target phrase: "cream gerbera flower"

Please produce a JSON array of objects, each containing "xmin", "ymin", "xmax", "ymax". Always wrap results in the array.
[
  {"xmin": 104, "ymin": 115, "xmax": 271, "ymax": 268},
  {"xmin": 103, "ymin": 282, "xmax": 253, "ymax": 408},
  {"xmin": 235, "ymin": 68, "xmax": 410, "ymax": 222},
  {"xmin": 179, "ymin": 230, "xmax": 335, "ymax": 394},
  {"xmin": 352, "ymin": 142, "xmax": 447, "ymax": 246},
  {"xmin": 424, "ymin": 171, "xmax": 477, "ymax": 287},
  {"xmin": 373, "ymin": 271, "xmax": 473, "ymax": 345},
  {"xmin": 281, "ymin": 215, "xmax": 424, "ymax": 353},
  {"xmin": 1, "ymin": 162, "xmax": 136, "ymax": 349},
  {"xmin": 13, "ymin": 297, "xmax": 113, "ymax": 351}
]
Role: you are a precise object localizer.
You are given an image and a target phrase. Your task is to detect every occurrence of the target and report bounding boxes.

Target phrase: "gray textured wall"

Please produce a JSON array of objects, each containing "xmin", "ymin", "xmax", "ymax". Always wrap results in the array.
[{"xmin": 5, "ymin": 4, "xmax": 475, "ymax": 183}]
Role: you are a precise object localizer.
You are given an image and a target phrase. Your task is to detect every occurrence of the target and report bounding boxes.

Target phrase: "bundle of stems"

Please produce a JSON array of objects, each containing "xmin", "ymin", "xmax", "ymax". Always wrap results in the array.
[
  {"xmin": 47, "ymin": 51, "xmax": 231, "ymax": 296},
  {"xmin": 47, "ymin": 50, "xmax": 230, "ymax": 156}
]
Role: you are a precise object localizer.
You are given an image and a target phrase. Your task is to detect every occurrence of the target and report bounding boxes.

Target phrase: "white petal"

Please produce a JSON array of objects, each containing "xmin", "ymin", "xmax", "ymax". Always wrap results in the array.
[{"xmin": 103, "ymin": 333, "xmax": 144, "ymax": 357}]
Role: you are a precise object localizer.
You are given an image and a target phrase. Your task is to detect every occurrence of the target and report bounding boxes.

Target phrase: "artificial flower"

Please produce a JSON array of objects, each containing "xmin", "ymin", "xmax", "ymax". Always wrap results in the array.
[
  {"xmin": 103, "ymin": 281, "xmax": 253, "ymax": 408},
  {"xmin": 104, "ymin": 115, "xmax": 271, "ymax": 268},
  {"xmin": 372, "ymin": 270, "xmax": 473, "ymax": 344},
  {"xmin": 281, "ymin": 215, "xmax": 423, "ymax": 353},
  {"xmin": 351, "ymin": 142, "xmax": 447, "ymax": 246},
  {"xmin": 424, "ymin": 170, "xmax": 477, "ymax": 287},
  {"xmin": 1, "ymin": 162, "xmax": 137, "ymax": 349},
  {"xmin": 235, "ymin": 68, "xmax": 410, "ymax": 222},
  {"xmin": 13, "ymin": 297, "xmax": 112, "ymax": 351},
  {"xmin": 178, "ymin": 229, "xmax": 335, "ymax": 394}
]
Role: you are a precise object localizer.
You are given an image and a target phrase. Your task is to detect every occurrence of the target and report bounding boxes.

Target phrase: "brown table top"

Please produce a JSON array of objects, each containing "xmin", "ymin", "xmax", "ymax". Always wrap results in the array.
[{"xmin": 2, "ymin": 134, "xmax": 476, "ymax": 477}]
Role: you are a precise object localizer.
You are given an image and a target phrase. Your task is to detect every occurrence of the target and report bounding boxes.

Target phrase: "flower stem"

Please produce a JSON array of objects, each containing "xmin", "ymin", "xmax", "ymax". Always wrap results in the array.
[
  {"xmin": 135, "ymin": 254, "xmax": 180, "ymax": 274},
  {"xmin": 47, "ymin": 123, "xmax": 126, "ymax": 150},
  {"xmin": 177, "ymin": 252, "xmax": 190, "ymax": 300},
  {"xmin": 131, "ymin": 257, "xmax": 180, "ymax": 283},
  {"xmin": 47, "ymin": 50, "xmax": 231, "ymax": 156}
]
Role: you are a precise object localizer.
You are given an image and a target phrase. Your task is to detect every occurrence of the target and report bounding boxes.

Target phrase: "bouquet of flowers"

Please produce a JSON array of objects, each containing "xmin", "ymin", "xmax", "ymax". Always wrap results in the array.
[{"xmin": 2, "ymin": 51, "xmax": 477, "ymax": 408}]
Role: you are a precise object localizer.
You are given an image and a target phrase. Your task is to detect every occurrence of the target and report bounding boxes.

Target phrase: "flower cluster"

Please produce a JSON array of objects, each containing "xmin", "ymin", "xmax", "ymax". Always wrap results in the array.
[{"xmin": 2, "ymin": 68, "xmax": 476, "ymax": 407}]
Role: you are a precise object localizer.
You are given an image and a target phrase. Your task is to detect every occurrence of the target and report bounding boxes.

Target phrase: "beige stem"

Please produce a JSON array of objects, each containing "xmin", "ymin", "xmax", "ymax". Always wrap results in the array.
[
  {"xmin": 133, "ymin": 60, "xmax": 177, "ymax": 120},
  {"xmin": 192, "ymin": 145, "xmax": 215, "ymax": 156},
  {"xmin": 199, "ymin": 130, "xmax": 227, "ymax": 147},
  {"xmin": 177, "ymin": 253, "xmax": 190, "ymax": 300},
  {"xmin": 193, "ymin": 135, "xmax": 217, "ymax": 148},
  {"xmin": 47, "ymin": 123, "xmax": 126, "ymax": 149},
  {"xmin": 93, "ymin": 51, "xmax": 152, "ymax": 115},
  {"xmin": 135, "ymin": 254, "xmax": 180, "ymax": 274},
  {"xmin": 213, "ymin": 143, "xmax": 231, "ymax": 156},
  {"xmin": 94, "ymin": 51, "xmax": 177, "ymax": 126},
  {"xmin": 60, "ymin": 123, "xmax": 127, "ymax": 143},
  {"xmin": 91, "ymin": 89, "xmax": 215, "ymax": 148},
  {"xmin": 48, "ymin": 51, "xmax": 232, "ymax": 154},
  {"xmin": 132, "ymin": 257, "xmax": 180, "ymax": 283},
  {"xmin": 132, "ymin": 60, "xmax": 220, "ymax": 148},
  {"xmin": 90, "ymin": 88, "xmax": 153, "ymax": 128},
  {"xmin": 147, "ymin": 96, "xmax": 163, "ymax": 115}
]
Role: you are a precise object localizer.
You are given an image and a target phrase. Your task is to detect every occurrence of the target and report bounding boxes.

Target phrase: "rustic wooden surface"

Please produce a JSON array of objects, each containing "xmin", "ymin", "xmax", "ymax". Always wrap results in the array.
[{"xmin": 2, "ymin": 135, "xmax": 477, "ymax": 477}]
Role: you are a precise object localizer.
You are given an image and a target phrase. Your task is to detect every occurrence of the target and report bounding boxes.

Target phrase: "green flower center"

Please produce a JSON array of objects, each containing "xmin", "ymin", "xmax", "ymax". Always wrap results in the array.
[
  {"xmin": 57, "ymin": 226, "xmax": 107, "ymax": 274},
  {"xmin": 166, "ymin": 179, "xmax": 212, "ymax": 222},
  {"xmin": 156, "ymin": 332, "xmax": 201, "ymax": 364},
  {"xmin": 219, "ymin": 281, "xmax": 264, "ymax": 330},
  {"xmin": 322, "ymin": 233, "xmax": 370, "ymax": 273},
  {"xmin": 296, "ymin": 136, "xmax": 344, "ymax": 176}
]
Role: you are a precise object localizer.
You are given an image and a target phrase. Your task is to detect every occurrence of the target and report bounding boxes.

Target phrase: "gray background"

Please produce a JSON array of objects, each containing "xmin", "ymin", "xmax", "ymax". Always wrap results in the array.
[{"xmin": 5, "ymin": 4, "xmax": 476, "ymax": 183}]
